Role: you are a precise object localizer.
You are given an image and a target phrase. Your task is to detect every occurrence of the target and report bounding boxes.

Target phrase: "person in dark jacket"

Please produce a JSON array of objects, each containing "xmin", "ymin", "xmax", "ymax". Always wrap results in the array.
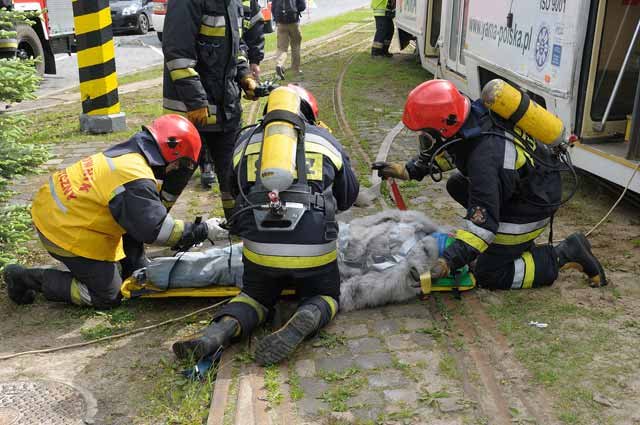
[
  {"xmin": 162, "ymin": 0, "xmax": 264, "ymax": 209},
  {"xmin": 273, "ymin": 0, "xmax": 306, "ymax": 78},
  {"xmin": 3, "ymin": 115, "xmax": 228, "ymax": 309},
  {"xmin": 371, "ymin": 0, "xmax": 395, "ymax": 57},
  {"xmin": 172, "ymin": 85, "xmax": 360, "ymax": 365},
  {"xmin": 373, "ymin": 79, "xmax": 607, "ymax": 290}
]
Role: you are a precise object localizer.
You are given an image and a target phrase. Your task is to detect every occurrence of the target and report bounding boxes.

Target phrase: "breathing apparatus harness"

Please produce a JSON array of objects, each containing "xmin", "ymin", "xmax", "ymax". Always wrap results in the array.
[
  {"xmin": 225, "ymin": 93, "xmax": 338, "ymax": 240},
  {"xmin": 422, "ymin": 108, "xmax": 579, "ymax": 209}
]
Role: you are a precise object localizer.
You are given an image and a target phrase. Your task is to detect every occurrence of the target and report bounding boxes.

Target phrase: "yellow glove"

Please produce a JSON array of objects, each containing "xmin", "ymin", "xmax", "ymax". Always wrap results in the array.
[
  {"xmin": 371, "ymin": 161, "xmax": 410, "ymax": 180},
  {"xmin": 240, "ymin": 76, "xmax": 258, "ymax": 101},
  {"xmin": 186, "ymin": 107, "xmax": 209, "ymax": 127}
]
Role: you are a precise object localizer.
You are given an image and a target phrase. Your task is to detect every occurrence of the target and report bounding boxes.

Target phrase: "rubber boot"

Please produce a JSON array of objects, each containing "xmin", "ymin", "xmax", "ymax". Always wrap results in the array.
[
  {"xmin": 382, "ymin": 44, "xmax": 393, "ymax": 58},
  {"xmin": 200, "ymin": 162, "xmax": 216, "ymax": 188},
  {"xmin": 172, "ymin": 317, "xmax": 239, "ymax": 361},
  {"xmin": 254, "ymin": 304, "xmax": 321, "ymax": 366},
  {"xmin": 3, "ymin": 264, "xmax": 45, "ymax": 305},
  {"xmin": 555, "ymin": 233, "xmax": 607, "ymax": 287},
  {"xmin": 275, "ymin": 65, "xmax": 285, "ymax": 80}
]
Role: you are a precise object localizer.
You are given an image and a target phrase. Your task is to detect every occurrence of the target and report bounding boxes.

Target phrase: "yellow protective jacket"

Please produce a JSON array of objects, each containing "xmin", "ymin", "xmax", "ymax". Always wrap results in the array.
[
  {"xmin": 371, "ymin": 0, "xmax": 394, "ymax": 17},
  {"xmin": 32, "ymin": 152, "xmax": 156, "ymax": 262}
]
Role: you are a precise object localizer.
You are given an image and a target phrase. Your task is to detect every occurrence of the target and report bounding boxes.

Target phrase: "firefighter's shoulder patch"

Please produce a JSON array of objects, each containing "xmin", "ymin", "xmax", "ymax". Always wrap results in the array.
[{"xmin": 469, "ymin": 206, "xmax": 487, "ymax": 225}]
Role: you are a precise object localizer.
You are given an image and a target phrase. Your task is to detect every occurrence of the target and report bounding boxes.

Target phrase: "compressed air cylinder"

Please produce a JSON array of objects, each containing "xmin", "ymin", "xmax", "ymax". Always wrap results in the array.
[
  {"xmin": 481, "ymin": 79, "xmax": 565, "ymax": 145},
  {"xmin": 260, "ymin": 87, "xmax": 301, "ymax": 192}
]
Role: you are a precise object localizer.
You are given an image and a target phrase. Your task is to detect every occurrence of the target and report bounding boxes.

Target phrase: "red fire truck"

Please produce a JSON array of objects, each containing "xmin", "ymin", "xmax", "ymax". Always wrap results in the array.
[{"xmin": 12, "ymin": 0, "xmax": 75, "ymax": 75}]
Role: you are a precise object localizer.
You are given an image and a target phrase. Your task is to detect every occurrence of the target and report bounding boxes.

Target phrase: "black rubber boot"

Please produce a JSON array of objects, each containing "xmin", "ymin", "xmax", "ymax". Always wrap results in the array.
[
  {"xmin": 3, "ymin": 264, "xmax": 44, "ymax": 305},
  {"xmin": 200, "ymin": 162, "xmax": 216, "ymax": 188},
  {"xmin": 254, "ymin": 305, "xmax": 321, "ymax": 366},
  {"xmin": 556, "ymin": 233, "xmax": 607, "ymax": 287},
  {"xmin": 172, "ymin": 317, "xmax": 239, "ymax": 361}
]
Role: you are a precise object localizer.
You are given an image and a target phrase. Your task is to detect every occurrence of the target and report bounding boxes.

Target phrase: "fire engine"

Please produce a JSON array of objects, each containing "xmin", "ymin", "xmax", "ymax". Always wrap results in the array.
[
  {"xmin": 11, "ymin": 0, "xmax": 75, "ymax": 75},
  {"xmin": 396, "ymin": 0, "xmax": 640, "ymax": 195}
]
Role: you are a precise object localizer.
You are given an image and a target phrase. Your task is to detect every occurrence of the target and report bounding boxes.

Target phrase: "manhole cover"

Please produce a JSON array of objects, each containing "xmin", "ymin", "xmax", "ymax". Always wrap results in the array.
[{"xmin": 0, "ymin": 380, "xmax": 97, "ymax": 425}]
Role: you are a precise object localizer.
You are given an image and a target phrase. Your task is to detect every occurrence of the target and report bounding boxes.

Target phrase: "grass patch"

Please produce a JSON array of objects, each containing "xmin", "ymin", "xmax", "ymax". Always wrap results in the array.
[
  {"xmin": 80, "ymin": 306, "xmax": 137, "ymax": 340},
  {"xmin": 264, "ymin": 8, "xmax": 371, "ymax": 53},
  {"xmin": 287, "ymin": 367, "xmax": 304, "ymax": 401},
  {"xmin": 320, "ymin": 376, "xmax": 366, "ymax": 412},
  {"xmin": 418, "ymin": 388, "xmax": 450, "ymax": 407},
  {"xmin": 119, "ymin": 65, "xmax": 163, "ymax": 85},
  {"xmin": 264, "ymin": 364, "xmax": 283, "ymax": 406},
  {"xmin": 486, "ymin": 289, "xmax": 628, "ymax": 424},
  {"xmin": 311, "ymin": 330, "xmax": 347, "ymax": 349},
  {"xmin": 318, "ymin": 367, "xmax": 359, "ymax": 383},
  {"xmin": 438, "ymin": 353, "xmax": 460, "ymax": 381},
  {"xmin": 391, "ymin": 356, "xmax": 420, "ymax": 382},
  {"xmin": 138, "ymin": 357, "xmax": 216, "ymax": 424}
]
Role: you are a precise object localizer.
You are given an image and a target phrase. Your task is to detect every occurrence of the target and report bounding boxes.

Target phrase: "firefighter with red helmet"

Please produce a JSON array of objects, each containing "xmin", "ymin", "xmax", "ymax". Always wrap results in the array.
[
  {"xmin": 172, "ymin": 85, "xmax": 360, "ymax": 365},
  {"xmin": 3, "ymin": 115, "xmax": 227, "ymax": 309},
  {"xmin": 373, "ymin": 79, "xmax": 607, "ymax": 291}
]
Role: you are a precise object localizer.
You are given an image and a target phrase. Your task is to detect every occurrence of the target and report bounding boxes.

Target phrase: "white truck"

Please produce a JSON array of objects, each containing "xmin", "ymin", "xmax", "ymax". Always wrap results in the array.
[{"xmin": 396, "ymin": 0, "xmax": 640, "ymax": 194}]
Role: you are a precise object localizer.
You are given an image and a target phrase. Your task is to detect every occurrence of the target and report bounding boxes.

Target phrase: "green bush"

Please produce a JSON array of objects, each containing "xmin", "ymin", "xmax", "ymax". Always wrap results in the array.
[{"xmin": 0, "ymin": 8, "xmax": 47, "ymax": 270}]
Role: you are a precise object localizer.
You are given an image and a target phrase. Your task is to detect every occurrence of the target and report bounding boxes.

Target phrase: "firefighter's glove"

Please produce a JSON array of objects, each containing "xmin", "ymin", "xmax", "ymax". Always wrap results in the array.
[
  {"xmin": 186, "ymin": 107, "xmax": 209, "ymax": 127},
  {"xmin": 371, "ymin": 161, "xmax": 410, "ymax": 180},
  {"xmin": 205, "ymin": 217, "xmax": 228, "ymax": 241},
  {"xmin": 430, "ymin": 258, "xmax": 451, "ymax": 280},
  {"xmin": 240, "ymin": 76, "xmax": 259, "ymax": 101}
]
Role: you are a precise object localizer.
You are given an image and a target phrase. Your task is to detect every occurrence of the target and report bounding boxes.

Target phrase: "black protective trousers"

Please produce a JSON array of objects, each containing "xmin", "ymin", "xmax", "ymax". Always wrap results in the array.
[
  {"xmin": 201, "ymin": 129, "xmax": 239, "ymax": 220},
  {"xmin": 213, "ymin": 259, "xmax": 340, "ymax": 337},
  {"xmin": 38, "ymin": 233, "xmax": 146, "ymax": 309},
  {"xmin": 446, "ymin": 172, "xmax": 559, "ymax": 290},
  {"xmin": 372, "ymin": 16, "xmax": 394, "ymax": 55}
]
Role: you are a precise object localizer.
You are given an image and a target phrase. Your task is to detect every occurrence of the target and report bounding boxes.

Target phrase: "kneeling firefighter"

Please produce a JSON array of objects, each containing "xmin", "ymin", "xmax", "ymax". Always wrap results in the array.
[
  {"xmin": 172, "ymin": 85, "xmax": 359, "ymax": 365},
  {"xmin": 3, "ymin": 115, "xmax": 228, "ymax": 309},
  {"xmin": 373, "ymin": 79, "xmax": 607, "ymax": 290}
]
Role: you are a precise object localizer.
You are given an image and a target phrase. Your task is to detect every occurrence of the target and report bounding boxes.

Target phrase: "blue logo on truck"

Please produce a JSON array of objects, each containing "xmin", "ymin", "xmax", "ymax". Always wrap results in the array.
[{"xmin": 535, "ymin": 25, "xmax": 550, "ymax": 69}]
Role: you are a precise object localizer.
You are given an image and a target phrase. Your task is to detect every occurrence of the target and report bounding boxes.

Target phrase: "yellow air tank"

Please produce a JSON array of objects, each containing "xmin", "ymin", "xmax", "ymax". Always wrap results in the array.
[
  {"xmin": 260, "ymin": 87, "xmax": 302, "ymax": 192},
  {"xmin": 481, "ymin": 79, "xmax": 565, "ymax": 145}
]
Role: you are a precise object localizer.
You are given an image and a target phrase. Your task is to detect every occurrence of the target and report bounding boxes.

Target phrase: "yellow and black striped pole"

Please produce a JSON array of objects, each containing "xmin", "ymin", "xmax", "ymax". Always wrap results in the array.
[{"xmin": 72, "ymin": 0, "xmax": 126, "ymax": 133}]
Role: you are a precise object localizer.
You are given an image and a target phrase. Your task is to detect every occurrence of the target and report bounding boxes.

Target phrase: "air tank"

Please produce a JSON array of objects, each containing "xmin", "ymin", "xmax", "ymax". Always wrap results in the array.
[
  {"xmin": 481, "ymin": 79, "xmax": 565, "ymax": 145},
  {"xmin": 260, "ymin": 87, "xmax": 301, "ymax": 192}
]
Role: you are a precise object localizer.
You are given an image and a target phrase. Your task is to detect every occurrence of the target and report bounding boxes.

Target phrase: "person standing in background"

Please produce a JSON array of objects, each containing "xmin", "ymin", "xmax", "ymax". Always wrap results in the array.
[
  {"xmin": 371, "ymin": 0, "xmax": 395, "ymax": 57},
  {"xmin": 273, "ymin": 0, "xmax": 306, "ymax": 79}
]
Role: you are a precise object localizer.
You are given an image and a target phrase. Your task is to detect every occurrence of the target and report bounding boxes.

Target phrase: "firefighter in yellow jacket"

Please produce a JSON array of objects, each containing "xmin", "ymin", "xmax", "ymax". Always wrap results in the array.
[{"xmin": 3, "ymin": 115, "xmax": 227, "ymax": 309}]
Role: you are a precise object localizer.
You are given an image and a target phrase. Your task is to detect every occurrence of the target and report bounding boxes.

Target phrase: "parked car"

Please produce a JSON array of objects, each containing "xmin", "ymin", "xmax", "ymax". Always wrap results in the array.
[
  {"xmin": 151, "ymin": 0, "xmax": 166, "ymax": 42},
  {"xmin": 110, "ymin": 0, "xmax": 154, "ymax": 35}
]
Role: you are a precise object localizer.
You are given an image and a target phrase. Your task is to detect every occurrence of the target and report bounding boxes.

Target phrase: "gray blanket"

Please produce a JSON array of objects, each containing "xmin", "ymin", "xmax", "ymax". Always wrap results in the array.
[{"xmin": 135, "ymin": 210, "xmax": 446, "ymax": 311}]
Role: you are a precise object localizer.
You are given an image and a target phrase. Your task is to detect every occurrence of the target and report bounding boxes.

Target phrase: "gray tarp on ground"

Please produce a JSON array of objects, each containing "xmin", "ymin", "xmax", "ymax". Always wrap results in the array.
[{"xmin": 135, "ymin": 210, "xmax": 446, "ymax": 311}]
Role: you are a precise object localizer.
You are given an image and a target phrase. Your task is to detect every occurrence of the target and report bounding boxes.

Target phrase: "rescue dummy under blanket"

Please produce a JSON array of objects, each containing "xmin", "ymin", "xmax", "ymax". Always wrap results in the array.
[{"xmin": 126, "ymin": 211, "xmax": 448, "ymax": 311}]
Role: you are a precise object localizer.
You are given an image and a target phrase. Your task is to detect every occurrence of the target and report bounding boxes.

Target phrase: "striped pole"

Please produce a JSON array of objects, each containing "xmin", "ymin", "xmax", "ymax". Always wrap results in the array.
[{"xmin": 72, "ymin": 0, "xmax": 126, "ymax": 133}]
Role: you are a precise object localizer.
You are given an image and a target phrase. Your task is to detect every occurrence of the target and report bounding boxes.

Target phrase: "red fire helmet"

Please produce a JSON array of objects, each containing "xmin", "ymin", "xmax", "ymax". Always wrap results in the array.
[
  {"xmin": 402, "ymin": 79, "xmax": 471, "ymax": 138},
  {"xmin": 145, "ymin": 114, "xmax": 202, "ymax": 164}
]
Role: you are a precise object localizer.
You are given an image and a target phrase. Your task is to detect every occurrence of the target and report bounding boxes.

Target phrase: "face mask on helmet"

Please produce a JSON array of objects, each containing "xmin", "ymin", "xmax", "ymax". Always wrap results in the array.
[
  {"xmin": 415, "ymin": 130, "xmax": 456, "ymax": 174},
  {"xmin": 159, "ymin": 157, "xmax": 197, "ymax": 201}
]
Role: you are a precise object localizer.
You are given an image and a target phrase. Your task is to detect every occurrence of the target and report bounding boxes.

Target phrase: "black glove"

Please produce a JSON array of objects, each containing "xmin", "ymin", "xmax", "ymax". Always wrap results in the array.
[{"xmin": 171, "ymin": 221, "xmax": 208, "ymax": 251}]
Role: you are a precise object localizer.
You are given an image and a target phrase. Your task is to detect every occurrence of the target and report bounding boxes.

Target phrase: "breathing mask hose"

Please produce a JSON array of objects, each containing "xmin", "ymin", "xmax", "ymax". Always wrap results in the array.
[{"xmin": 427, "ymin": 131, "xmax": 579, "ymax": 208}]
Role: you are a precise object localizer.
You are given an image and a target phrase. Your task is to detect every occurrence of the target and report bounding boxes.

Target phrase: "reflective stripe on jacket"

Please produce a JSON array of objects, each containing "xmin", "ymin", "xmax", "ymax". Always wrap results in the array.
[
  {"xmin": 230, "ymin": 124, "xmax": 359, "ymax": 269},
  {"xmin": 162, "ymin": 0, "xmax": 252, "ymax": 132},
  {"xmin": 32, "ymin": 153, "xmax": 156, "ymax": 261}
]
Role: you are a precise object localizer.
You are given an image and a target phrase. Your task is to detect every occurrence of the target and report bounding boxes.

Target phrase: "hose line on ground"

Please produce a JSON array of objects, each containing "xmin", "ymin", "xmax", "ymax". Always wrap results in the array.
[{"xmin": 0, "ymin": 298, "xmax": 230, "ymax": 361}]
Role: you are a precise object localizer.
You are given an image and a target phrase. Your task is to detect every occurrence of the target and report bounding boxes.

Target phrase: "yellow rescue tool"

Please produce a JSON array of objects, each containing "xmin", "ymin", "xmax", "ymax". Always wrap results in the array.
[{"xmin": 481, "ymin": 79, "xmax": 565, "ymax": 145}]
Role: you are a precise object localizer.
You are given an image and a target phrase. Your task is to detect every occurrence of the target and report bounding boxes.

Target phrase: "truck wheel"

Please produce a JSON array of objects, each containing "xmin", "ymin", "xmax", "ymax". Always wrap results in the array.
[
  {"xmin": 136, "ymin": 13, "xmax": 149, "ymax": 35},
  {"xmin": 15, "ymin": 24, "xmax": 45, "ymax": 76},
  {"xmin": 157, "ymin": 32, "xmax": 162, "ymax": 42}
]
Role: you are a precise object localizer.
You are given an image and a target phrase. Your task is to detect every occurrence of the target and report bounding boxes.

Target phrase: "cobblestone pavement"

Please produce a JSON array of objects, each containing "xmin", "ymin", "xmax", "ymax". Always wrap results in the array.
[{"xmin": 285, "ymin": 299, "xmax": 482, "ymax": 424}]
